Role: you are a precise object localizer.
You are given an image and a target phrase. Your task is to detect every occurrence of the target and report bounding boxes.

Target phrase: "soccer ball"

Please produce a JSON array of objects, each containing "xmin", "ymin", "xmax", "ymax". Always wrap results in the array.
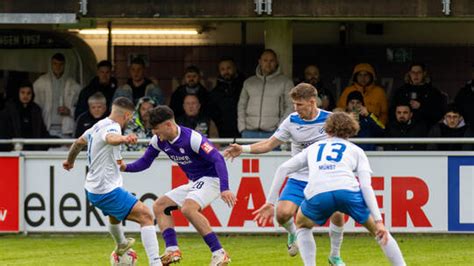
[{"xmin": 110, "ymin": 248, "xmax": 138, "ymax": 266}]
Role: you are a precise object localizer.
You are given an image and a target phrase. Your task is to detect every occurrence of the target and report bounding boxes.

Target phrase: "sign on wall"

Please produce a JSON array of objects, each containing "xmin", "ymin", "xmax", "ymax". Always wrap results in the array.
[{"xmin": 7, "ymin": 153, "xmax": 471, "ymax": 233}]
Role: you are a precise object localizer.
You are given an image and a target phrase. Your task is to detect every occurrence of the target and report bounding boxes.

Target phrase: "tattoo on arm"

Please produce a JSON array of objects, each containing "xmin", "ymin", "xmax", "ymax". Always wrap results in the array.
[{"xmin": 67, "ymin": 141, "xmax": 86, "ymax": 163}]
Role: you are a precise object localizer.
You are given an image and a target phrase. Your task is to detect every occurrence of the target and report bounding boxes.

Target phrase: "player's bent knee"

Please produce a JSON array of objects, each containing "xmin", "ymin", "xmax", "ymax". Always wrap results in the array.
[
  {"xmin": 153, "ymin": 197, "xmax": 169, "ymax": 213},
  {"xmin": 276, "ymin": 210, "xmax": 294, "ymax": 224},
  {"xmin": 180, "ymin": 201, "xmax": 200, "ymax": 218}
]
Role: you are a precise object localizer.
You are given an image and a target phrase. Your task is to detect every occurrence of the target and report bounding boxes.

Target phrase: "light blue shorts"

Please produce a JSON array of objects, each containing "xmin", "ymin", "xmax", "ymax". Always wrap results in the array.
[
  {"xmin": 279, "ymin": 178, "xmax": 308, "ymax": 207},
  {"xmin": 301, "ymin": 190, "xmax": 370, "ymax": 226},
  {"xmin": 87, "ymin": 187, "xmax": 138, "ymax": 221}
]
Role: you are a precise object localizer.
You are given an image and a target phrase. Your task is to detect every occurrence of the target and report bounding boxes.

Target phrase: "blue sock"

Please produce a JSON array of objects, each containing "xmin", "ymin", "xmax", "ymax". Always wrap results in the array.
[
  {"xmin": 203, "ymin": 232, "xmax": 222, "ymax": 252},
  {"xmin": 162, "ymin": 228, "xmax": 178, "ymax": 247}
]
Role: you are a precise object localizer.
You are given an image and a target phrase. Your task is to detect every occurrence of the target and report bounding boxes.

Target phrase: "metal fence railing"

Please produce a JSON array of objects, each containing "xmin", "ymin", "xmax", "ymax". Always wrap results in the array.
[{"xmin": 1, "ymin": 138, "xmax": 474, "ymax": 151}]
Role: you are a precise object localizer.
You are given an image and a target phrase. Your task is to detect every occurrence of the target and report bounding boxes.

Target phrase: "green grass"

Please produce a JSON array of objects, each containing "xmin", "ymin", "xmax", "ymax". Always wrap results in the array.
[{"xmin": 0, "ymin": 233, "xmax": 473, "ymax": 265}]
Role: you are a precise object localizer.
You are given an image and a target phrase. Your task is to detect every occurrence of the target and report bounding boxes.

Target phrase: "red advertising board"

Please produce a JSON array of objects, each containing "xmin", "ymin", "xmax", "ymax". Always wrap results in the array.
[{"xmin": 0, "ymin": 157, "xmax": 20, "ymax": 232}]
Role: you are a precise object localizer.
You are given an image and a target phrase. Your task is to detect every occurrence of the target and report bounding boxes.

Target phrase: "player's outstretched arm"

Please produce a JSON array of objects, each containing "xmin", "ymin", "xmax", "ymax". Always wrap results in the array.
[
  {"xmin": 106, "ymin": 133, "xmax": 137, "ymax": 146},
  {"xmin": 123, "ymin": 144, "xmax": 160, "ymax": 172},
  {"xmin": 223, "ymin": 137, "xmax": 284, "ymax": 160},
  {"xmin": 63, "ymin": 137, "xmax": 87, "ymax": 171},
  {"xmin": 253, "ymin": 151, "xmax": 308, "ymax": 226}
]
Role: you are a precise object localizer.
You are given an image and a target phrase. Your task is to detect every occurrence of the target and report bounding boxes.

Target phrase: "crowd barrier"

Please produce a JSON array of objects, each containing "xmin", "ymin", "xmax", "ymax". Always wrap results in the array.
[{"xmin": 1, "ymin": 150, "xmax": 473, "ymax": 233}]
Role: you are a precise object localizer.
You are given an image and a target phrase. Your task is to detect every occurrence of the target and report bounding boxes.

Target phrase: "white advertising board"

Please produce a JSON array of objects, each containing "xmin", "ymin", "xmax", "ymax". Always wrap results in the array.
[{"xmin": 17, "ymin": 152, "xmax": 474, "ymax": 233}]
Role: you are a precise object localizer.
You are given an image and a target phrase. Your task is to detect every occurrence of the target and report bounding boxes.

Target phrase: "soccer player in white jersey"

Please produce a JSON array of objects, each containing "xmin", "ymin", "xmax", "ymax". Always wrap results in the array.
[
  {"xmin": 261, "ymin": 112, "xmax": 406, "ymax": 266},
  {"xmin": 63, "ymin": 97, "xmax": 163, "ymax": 266},
  {"xmin": 224, "ymin": 83, "xmax": 346, "ymax": 265}
]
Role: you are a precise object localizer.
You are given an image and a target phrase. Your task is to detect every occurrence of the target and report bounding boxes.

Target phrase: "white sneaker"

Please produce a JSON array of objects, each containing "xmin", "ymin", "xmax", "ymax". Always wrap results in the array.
[{"xmin": 209, "ymin": 249, "xmax": 231, "ymax": 266}]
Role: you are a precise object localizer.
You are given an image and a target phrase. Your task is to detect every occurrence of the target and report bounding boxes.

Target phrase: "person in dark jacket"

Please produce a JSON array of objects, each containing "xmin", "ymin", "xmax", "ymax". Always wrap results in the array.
[
  {"xmin": 169, "ymin": 65, "xmax": 209, "ymax": 118},
  {"xmin": 302, "ymin": 64, "xmax": 336, "ymax": 111},
  {"xmin": 74, "ymin": 92, "xmax": 108, "ymax": 137},
  {"xmin": 75, "ymin": 60, "xmax": 117, "ymax": 119},
  {"xmin": 345, "ymin": 91, "xmax": 384, "ymax": 150},
  {"xmin": 391, "ymin": 62, "xmax": 447, "ymax": 128},
  {"xmin": 427, "ymin": 104, "xmax": 474, "ymax": 150},
  {"xmin": 0, "ymin": 81, "xmax": 50, "ymax": 151},
  {"xmin": 384, "ymin": 102, "xmax": 428, "ymax": 151},
  {"xmin": 454, "ymin": 64, "xmax": 474, "ymax": 126},
  {"xmin": 208, "ymin": 58, "xmax": 245, "ymax": 138}
]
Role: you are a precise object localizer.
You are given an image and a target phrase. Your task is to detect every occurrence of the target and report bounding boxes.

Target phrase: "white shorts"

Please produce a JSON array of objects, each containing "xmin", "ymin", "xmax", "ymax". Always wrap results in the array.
[{"xmin": 165, "ymin": 176, "xmax": 221, "ymax": 209}]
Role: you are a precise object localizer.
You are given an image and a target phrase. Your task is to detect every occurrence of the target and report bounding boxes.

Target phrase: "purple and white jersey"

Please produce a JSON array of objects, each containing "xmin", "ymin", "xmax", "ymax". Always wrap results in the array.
[{"xmin": 125, "ymin": 126, "xmax": 229, "ymax": 192}]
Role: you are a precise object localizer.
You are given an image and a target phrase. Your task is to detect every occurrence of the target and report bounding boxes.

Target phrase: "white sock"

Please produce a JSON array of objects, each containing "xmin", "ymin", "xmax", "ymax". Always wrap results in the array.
[
  {"xmin": 212, "ymin": 248, "xmax": 225, "ymax": 256},
  {"xmin": 141, "ymin": 225, "xmax": 162, "ymax": 266},
  {"xmin": 296, "ymin": 228, "xmax": 316, "ymax": 266},
  {"xmin": 377, "ymin": 233, "xmax": 406, "ymax": 266},
  {"xmin": 166, "ymin": 246, "xmax": 179, "ymax": 252},
  {"xmin": 282, "ymin": 217, "xmax": 297, "ymax": 235},
  {"xmin": 329, "ymin": 222, "xmax": 344, "ymax": 257},
  {"xmin": 108, "ymin": 223, "xmax": 126, "ymax": 245}
]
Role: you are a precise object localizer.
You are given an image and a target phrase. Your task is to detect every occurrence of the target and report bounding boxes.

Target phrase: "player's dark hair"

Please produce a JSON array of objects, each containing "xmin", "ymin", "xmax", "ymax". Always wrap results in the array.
[
  {"xmin": 112, "ymin": 97, "xmax": 135, "ymax": 111},
  {"xmin": 148, "ymin": 105, "xmax": 175, "ymax": 127}
]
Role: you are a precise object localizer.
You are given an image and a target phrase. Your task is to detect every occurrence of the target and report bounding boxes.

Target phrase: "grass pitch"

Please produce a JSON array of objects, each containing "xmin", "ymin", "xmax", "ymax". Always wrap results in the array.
[{"xmin": 0, "ymin": 233, "xmax": 473, "ymax": 265}]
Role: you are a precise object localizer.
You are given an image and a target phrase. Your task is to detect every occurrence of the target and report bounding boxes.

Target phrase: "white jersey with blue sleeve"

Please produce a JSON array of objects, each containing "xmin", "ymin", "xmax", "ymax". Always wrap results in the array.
[
  {"xmin": 304, "ymin": 137, "xmax": 372, "ymax": 199},
  {"xmin": 82, "ymin": 117, "xmax": 123, "ymax": 194},
  {"xmin": 272, "ymin": 110, "xmax": 331, "ymax": 181}
]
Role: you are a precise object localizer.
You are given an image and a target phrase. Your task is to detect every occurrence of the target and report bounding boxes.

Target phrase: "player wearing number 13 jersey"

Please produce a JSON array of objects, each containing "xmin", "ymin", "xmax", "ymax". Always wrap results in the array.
[
  {"xmin": 266, "ymin": 112, "xmax": 406, "ymax": 266},
  {"xmin": 122, "ymin": 105, "xmax": 236, "ymax": 266}
]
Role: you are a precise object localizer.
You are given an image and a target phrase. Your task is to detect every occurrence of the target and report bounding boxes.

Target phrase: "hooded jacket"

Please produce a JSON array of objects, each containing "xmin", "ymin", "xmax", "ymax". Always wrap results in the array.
[
  {"xmin": 337, "ymin": 63, "xmax": 389, "ymax": 125},
  {"xmin": 33, "ymin": 59, "xmax": 81, "ymax": 135},
  {"xmin": 237, "ymin": 65, "xmax": 293, "ymax": 132},
  {"xmin": 123, "ymin": 97, "xmax": 155, "ymax": 151}
]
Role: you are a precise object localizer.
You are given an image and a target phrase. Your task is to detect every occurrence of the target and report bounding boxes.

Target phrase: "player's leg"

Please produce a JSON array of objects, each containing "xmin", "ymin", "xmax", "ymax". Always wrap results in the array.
[
  {"xmin": 153, "ymin": 183, "xmax": 193, "ymax": 265},
  {"xmin": 182, "ymin": 177, "xmax": 230, "ymax": 266},
  {"xmin": 328, "ymin": 212, "xmax": 345, "ymax": 266},
  {"xmin": 108, "ymin": 216, "xmax": 135, "ymax": 255},
  {"xmin": 153, "ymin": 195, "xmax": 185, "ymax": 265},
  {"xmin": 276, "ymin": 200, "xmax": 299, "ymax": 256},
  {"xmin": 127, "ymin": 198, "xmax": 162, "ymax": 266},
  {"xmin": 363, "ymin": 217, "xmax": 406, "ymax": 266},
  {"xmin": 336, "ymin": 190, "xmax": 405, "ymax": 266},
  {"xmin": 295, "ymin": 208, "xmax": 317, "ymax": 266},
  {"xmin": 277, "ymin": 178, "xmax": 307, "ymax": 256},
  {"xmin": 297, "ymin": 192, "xmax": 338, "ymax": 266}
]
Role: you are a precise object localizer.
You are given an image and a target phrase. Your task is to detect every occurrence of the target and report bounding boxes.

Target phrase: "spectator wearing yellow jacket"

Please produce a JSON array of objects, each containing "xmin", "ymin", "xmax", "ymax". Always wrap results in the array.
[{"xmin": 337, "ymin": 63, "xmax": 388, "ymax": 125}]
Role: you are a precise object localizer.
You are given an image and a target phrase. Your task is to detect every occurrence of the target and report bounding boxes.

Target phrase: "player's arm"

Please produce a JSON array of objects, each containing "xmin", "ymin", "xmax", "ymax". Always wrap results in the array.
[
  {"xmin": 194, "ymin": 134, "xmax": 236, "ymax": 207},
  {"xmin": 105, "ymin": 133, "xmax": 137, "ymax": 146},
  {"xmin": 358, "ymin": 171, "xmax": 383, "ymax": 223},
  {"xmin": 123, "ymin": 144, "xmax": 160, "ymax": 172},
  {"xmin": 253, "ymin": 150, "xmax": 308, "ymax": 226},
  {"xmin": 63, "ymin": 136, "xmax": 87, "ymax": 171},
  {"xmin": 223, "ymin": 136, "xmax": 284, "ymax": 160},
  {"xmin": 357, "ymin": 151, "xmax": 388, "ymax": 244}
]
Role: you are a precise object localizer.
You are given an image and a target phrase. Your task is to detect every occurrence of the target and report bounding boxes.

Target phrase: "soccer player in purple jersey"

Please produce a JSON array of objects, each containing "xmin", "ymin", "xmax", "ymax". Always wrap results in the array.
[{"xmin": 120, "ymin": 105, "xmax": 236, "ymax": 266}]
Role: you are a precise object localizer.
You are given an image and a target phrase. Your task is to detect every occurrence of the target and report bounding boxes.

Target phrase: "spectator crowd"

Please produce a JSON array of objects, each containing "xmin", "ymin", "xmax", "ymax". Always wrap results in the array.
[{"xmin": 1, "ymin": 50, "xmax": 473, "ymax": 151}]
